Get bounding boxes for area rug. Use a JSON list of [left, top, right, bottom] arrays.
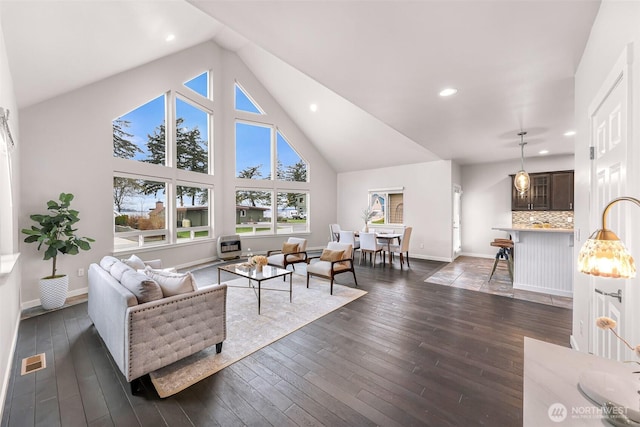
[[149, 273, 366, 398]]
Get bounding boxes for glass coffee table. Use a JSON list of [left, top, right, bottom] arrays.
[[217, 263, 293, 314]]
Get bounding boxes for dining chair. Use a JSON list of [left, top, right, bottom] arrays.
[[358, 232, 385, 267], [338, 230, 360, 256], [388, 226, 412, 269], [329, 223, 341, 242]]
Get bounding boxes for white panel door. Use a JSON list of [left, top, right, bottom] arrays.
[[588, 49, 631, 360], [452, 185, 462, 257]]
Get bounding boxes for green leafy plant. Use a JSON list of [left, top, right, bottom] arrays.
[[22, 193, 95, 279]]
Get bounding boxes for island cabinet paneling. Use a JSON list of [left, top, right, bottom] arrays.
[[510, 170, 574, 211]]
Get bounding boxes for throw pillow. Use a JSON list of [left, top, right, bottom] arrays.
[[110, 261, 135, 282], [99, 255, 119, 272], [282, 242, 299, 254], [122, 254, 146, 270], [320, 249, 344, 262], [120, 270, 163, 304], [145, 268, 196, 297]]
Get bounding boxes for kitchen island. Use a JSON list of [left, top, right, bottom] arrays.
[[492, 226, 574, 297]]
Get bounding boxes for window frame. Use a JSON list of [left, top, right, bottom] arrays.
[[112, 74, 216, 252], [368, 187, 405, 226]]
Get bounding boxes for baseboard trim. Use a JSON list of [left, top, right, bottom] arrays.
[[459, 252, 495, 259], [570, 335, 579, 351], [21, 286, 88, 311], [513, 283, 573, 298], [0, 310, 21, 422]]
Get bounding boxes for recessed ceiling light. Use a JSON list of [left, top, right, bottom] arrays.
[[439, 88, 458, 97], [166, 34, 176, 42], [564, 130, 576, 136], [309, 103, 318, 112], [539, 150, 549, 155]]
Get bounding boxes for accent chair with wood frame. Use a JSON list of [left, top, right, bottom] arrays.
[[266, 237, 308, 271], [306, 242, 358, 294]]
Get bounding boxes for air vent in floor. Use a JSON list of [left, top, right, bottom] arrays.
[[21, 353, 46, 375]]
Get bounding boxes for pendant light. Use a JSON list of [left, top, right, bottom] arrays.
[[514, 131, 530, 195]]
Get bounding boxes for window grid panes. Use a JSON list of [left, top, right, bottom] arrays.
[[112, 70, 214, 250], [184, 72, 209, 99], [235, 189, 273, 235], [113, 94, 166, 164], [114, 178, 168, 251], [176, 97, 209, 174]]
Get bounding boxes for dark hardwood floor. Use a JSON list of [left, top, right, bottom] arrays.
[[2, 257, 572, 427]]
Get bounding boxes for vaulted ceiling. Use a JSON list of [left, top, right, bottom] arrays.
[[0, 0, 600, 172]]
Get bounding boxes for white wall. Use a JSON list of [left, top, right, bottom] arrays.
[[18, 40, 337, 306], [0, 17, 21, 422], [337, 160, 454, 262], [573, 0, 640, 352], [460, 154, 574, 258]]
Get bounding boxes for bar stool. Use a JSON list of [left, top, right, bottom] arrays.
[[488, 238, 514, 282]]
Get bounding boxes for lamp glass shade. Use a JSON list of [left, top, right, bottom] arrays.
[[577, 236, 636, 278], [514, 170, 530, 195]]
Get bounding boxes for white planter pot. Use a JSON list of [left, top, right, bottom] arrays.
[[39, 275, 69, 310]]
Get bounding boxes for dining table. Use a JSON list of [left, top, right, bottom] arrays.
[[355, 231, 402, 266]]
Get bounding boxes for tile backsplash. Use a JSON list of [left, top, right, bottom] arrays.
[[512, 211, 574, 228]]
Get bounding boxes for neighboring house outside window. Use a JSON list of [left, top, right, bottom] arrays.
[[234, 81, 310, 236], [112, 71, 214, 251]]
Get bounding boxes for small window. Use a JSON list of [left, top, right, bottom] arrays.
[[176, 98, 209, 173], [176, 185, 210, 242], [184, 72, 209, 98], [234, 82, 263, 114], [277, 192, 308, 233], [113, 95, 166, 164], [235, 122, 271, 180], [235, 189, 272, 235], [114, 177, 168, 250], [368, 188, 404, 225], [276, 131, 307, 182]]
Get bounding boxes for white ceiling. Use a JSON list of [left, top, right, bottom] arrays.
[[0, 0, 600, 172]]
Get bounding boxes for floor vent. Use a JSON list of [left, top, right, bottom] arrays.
[[21, 353, 46, 375]]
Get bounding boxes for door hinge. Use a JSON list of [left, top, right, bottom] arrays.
[[595, 288, 622, 303], [590, 146, 595, 160]]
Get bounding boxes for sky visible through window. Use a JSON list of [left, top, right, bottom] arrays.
[[114, 76, 305, 218]]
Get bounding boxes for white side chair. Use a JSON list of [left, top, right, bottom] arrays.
[[306, 242, 358, 294], [338, 230, 360, 256], [388, 227, 413, 269], [358, 232, 385, 267]]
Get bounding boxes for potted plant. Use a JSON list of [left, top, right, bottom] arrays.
[[22, 193, 95, 310]]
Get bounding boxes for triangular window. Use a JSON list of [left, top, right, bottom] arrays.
[[276, 131, 307, 182], [184, 72, 209, 98], [235, 82, 264, 114]]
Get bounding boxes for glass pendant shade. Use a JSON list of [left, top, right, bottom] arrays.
[[514, 170, 530, 195], [577, 231, 636, 278], [578, 196, 640, 279]]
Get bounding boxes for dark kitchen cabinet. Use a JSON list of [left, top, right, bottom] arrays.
[[551, 171, 574, 210], [511, 170, 573, 211]]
